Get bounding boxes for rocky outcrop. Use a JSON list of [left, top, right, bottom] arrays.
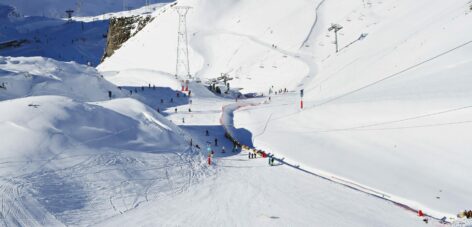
[[0, 39, 29, 50], [100, 15, 153, 62]]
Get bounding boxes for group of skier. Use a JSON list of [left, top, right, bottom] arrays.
[[458, 210, 472, 219], [269, 86, 289, 96]]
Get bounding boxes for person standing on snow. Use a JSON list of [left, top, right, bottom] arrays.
[[205, 129, 209, 136], [214, 138, 218, 147], [222, 146, 226, 153]]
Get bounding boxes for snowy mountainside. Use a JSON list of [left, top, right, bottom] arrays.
[[0, 0, 171, 18], [98, 0, 319, 93], [0, 4, 109, 66], [100, 0, 472, 220], [233, 0, 472, 218]]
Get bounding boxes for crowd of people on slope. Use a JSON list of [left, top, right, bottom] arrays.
[[458, 210, 472, 219]]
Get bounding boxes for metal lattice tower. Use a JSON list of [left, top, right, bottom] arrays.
[[328, 23, 343, 53], [175, 6, 192, 79]]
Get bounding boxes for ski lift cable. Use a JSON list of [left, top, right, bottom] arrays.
[[266, 39, 472, 125], [311, 39, 472, 108]]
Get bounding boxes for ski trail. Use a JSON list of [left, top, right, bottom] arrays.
[[220, 102, 454, 224]]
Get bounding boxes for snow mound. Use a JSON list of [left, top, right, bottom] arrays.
[[0, 95, 200, 225], [0, 56, 124, 101]]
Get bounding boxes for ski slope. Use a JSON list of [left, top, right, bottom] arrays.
[[233, 0, 472, 219], [0, 0, 471, 225], [0, 56, 206, 226], [99, 0, 472, 223]]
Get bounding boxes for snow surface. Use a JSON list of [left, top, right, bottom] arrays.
[[233, 0, 472, 218], [100, 0, 472, 223], [0, 0, 171, 18], [0, 4, 109, 66], [1, 0, 471, 225], [0, 57, 206, 226]]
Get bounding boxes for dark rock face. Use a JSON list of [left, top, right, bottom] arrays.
[[101, 15, 153, 62]]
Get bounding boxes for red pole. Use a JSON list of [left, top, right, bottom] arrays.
[[300, 100, 303, 109], [208, 156, 212, 165]]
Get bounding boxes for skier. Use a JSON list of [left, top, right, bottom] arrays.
[[222, 146, 225, 153], [188, 90, 192, 96], [175, 108, 178, 113], [182, 117, 185, 123], [148, 83, 151, 88], [130, 90, 133, 95], [188, 108, 192, 112], [214, 138, 218, 147], [190, 139, 193, 147], [205, 129, 209, 136], [232, 145, 238, 153], [170, 98, 174, 103], [208, 153, 212, 165], [160, 99, 164, 104], [108, 91, 112, 99], [157, 107, 160, 113], [176, 92, 180, 98]]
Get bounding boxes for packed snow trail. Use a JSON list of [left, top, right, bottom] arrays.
[[77, 64, 427, 225], [220, 102, 453, 223], [88, 80, 424, 226]]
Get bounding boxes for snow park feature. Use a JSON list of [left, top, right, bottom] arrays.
[[1, 0, 472, 226]]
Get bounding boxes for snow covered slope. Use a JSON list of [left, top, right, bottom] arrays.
[[0, 4, 109, 66], [0, 0, 171, 18], [233, 0, 472, 218], [0, 57, 204, 226], [98, 0, 319, 93], [99, 0, 472, 220], [0, 56, 123, 101]]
